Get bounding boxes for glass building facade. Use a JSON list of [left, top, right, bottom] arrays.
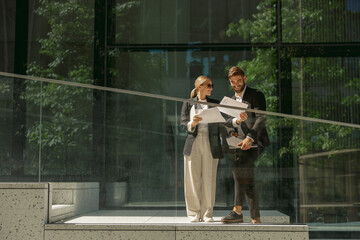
[[1, 0, 360, 238]]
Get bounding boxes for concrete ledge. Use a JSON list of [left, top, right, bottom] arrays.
[[49, 182, 99, 223], [0, 182, 49, 189], [0, 183, 49, 240], [45, 223, 308, 240], [45, 223, 308, 231], [45, 210, 307, 240], [51, 204, 76, 222], [59, 209, 289, 224]]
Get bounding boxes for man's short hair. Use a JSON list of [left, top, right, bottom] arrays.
[[228, 66, 245, 78]]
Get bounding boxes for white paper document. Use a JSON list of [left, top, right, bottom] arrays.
[[190, 105, 225, 124], [197, 107, 226, 123], [218, 96, 248, 118], [226, 136, 258, 149]]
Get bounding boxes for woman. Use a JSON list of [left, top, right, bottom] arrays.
[[181, 76, 223, 222]]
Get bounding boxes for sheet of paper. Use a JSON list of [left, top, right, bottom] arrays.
[[218, 96, 248, 118], [197, 107, 225, 123], [226, 136, 258, 149]]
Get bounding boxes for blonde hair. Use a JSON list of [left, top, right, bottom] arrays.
[[190, 76, 211, 98]]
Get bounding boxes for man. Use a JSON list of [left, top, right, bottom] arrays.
[[221, 66, 270, 224]]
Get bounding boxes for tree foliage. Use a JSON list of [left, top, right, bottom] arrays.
[[18, 0, 166, 183], [226, 0, 359, 164], [25, 0, 95, 175]]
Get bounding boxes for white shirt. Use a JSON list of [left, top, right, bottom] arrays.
[[232, 85, 247, 127], [232, 86, 254, 142], [235, 85, 247, 103]]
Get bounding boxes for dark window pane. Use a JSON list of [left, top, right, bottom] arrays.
[[291, 57, 360, 125], [110, 0, 275, 44], [282, 0, 360, 43], [0, 1, 16, 72]]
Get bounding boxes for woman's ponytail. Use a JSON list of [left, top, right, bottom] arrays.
[[190, 88, 197, 98]]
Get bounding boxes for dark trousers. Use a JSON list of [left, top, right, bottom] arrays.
[[233, 147, 262, 219]]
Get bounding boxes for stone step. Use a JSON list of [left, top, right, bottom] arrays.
[[45, 210, 307, 240], [45, 223, 308, 240], [57, 209, 289, 224], [51, 204, 76, 223]]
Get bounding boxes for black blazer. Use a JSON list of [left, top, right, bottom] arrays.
[[181, 97, 224, 159], [225, 86, 270, 148]]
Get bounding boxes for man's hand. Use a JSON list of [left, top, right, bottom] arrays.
[[236, 112, 248, 124], [238, 137, 253, 150], [191, 114, 203, 128]]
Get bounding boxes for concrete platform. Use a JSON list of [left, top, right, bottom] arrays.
[[44, 210, 309, 240], [0, 183, 309, 240], [45, 223, 308, 240], [57, 209, 290, 224]]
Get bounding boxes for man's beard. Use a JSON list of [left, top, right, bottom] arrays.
[[234, 84, 245, 94]]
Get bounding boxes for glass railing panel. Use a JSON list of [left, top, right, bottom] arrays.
[[0, 76, 17, 178], [0, 73, 359, 236], [38, 81, 94, 181], [0, 76, 42, 181], [104, 91, 184, 207], [291, 119, 360, 236]]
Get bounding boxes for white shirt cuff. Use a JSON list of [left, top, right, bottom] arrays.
[[232, 118, 239, 127], [187, 122, 195, 132]]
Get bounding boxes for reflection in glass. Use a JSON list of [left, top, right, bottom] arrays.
[[105, 92, 181, 206], [1, 0, 360, 237], [0, 74, 359, 231], [291, 57, 360, 125], [282, 0, 360, 43], [35, 82, 93, 178], [110, 0, 274, 44], [299, 146, 360, 224], [27, 0, 95, 82], [0, 77, 18, 176], [107, 49, 271, 98]]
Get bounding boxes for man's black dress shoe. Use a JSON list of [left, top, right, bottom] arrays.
[[221, 211, 244, 223]]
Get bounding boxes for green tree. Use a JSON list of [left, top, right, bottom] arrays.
[[24, 0, 146, 176], [23, 0, 165, 192], [25, 0, 95, 175], [226, 0, 277, 167], [226, 0, 358, 161]]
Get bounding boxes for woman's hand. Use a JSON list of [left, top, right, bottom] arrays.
[[236, 112, 248, 124], [191, 114, 203, 128]]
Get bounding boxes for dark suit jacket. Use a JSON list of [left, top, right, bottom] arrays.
[[181, 97, 224, 159], [225, 86, 270, 149]]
